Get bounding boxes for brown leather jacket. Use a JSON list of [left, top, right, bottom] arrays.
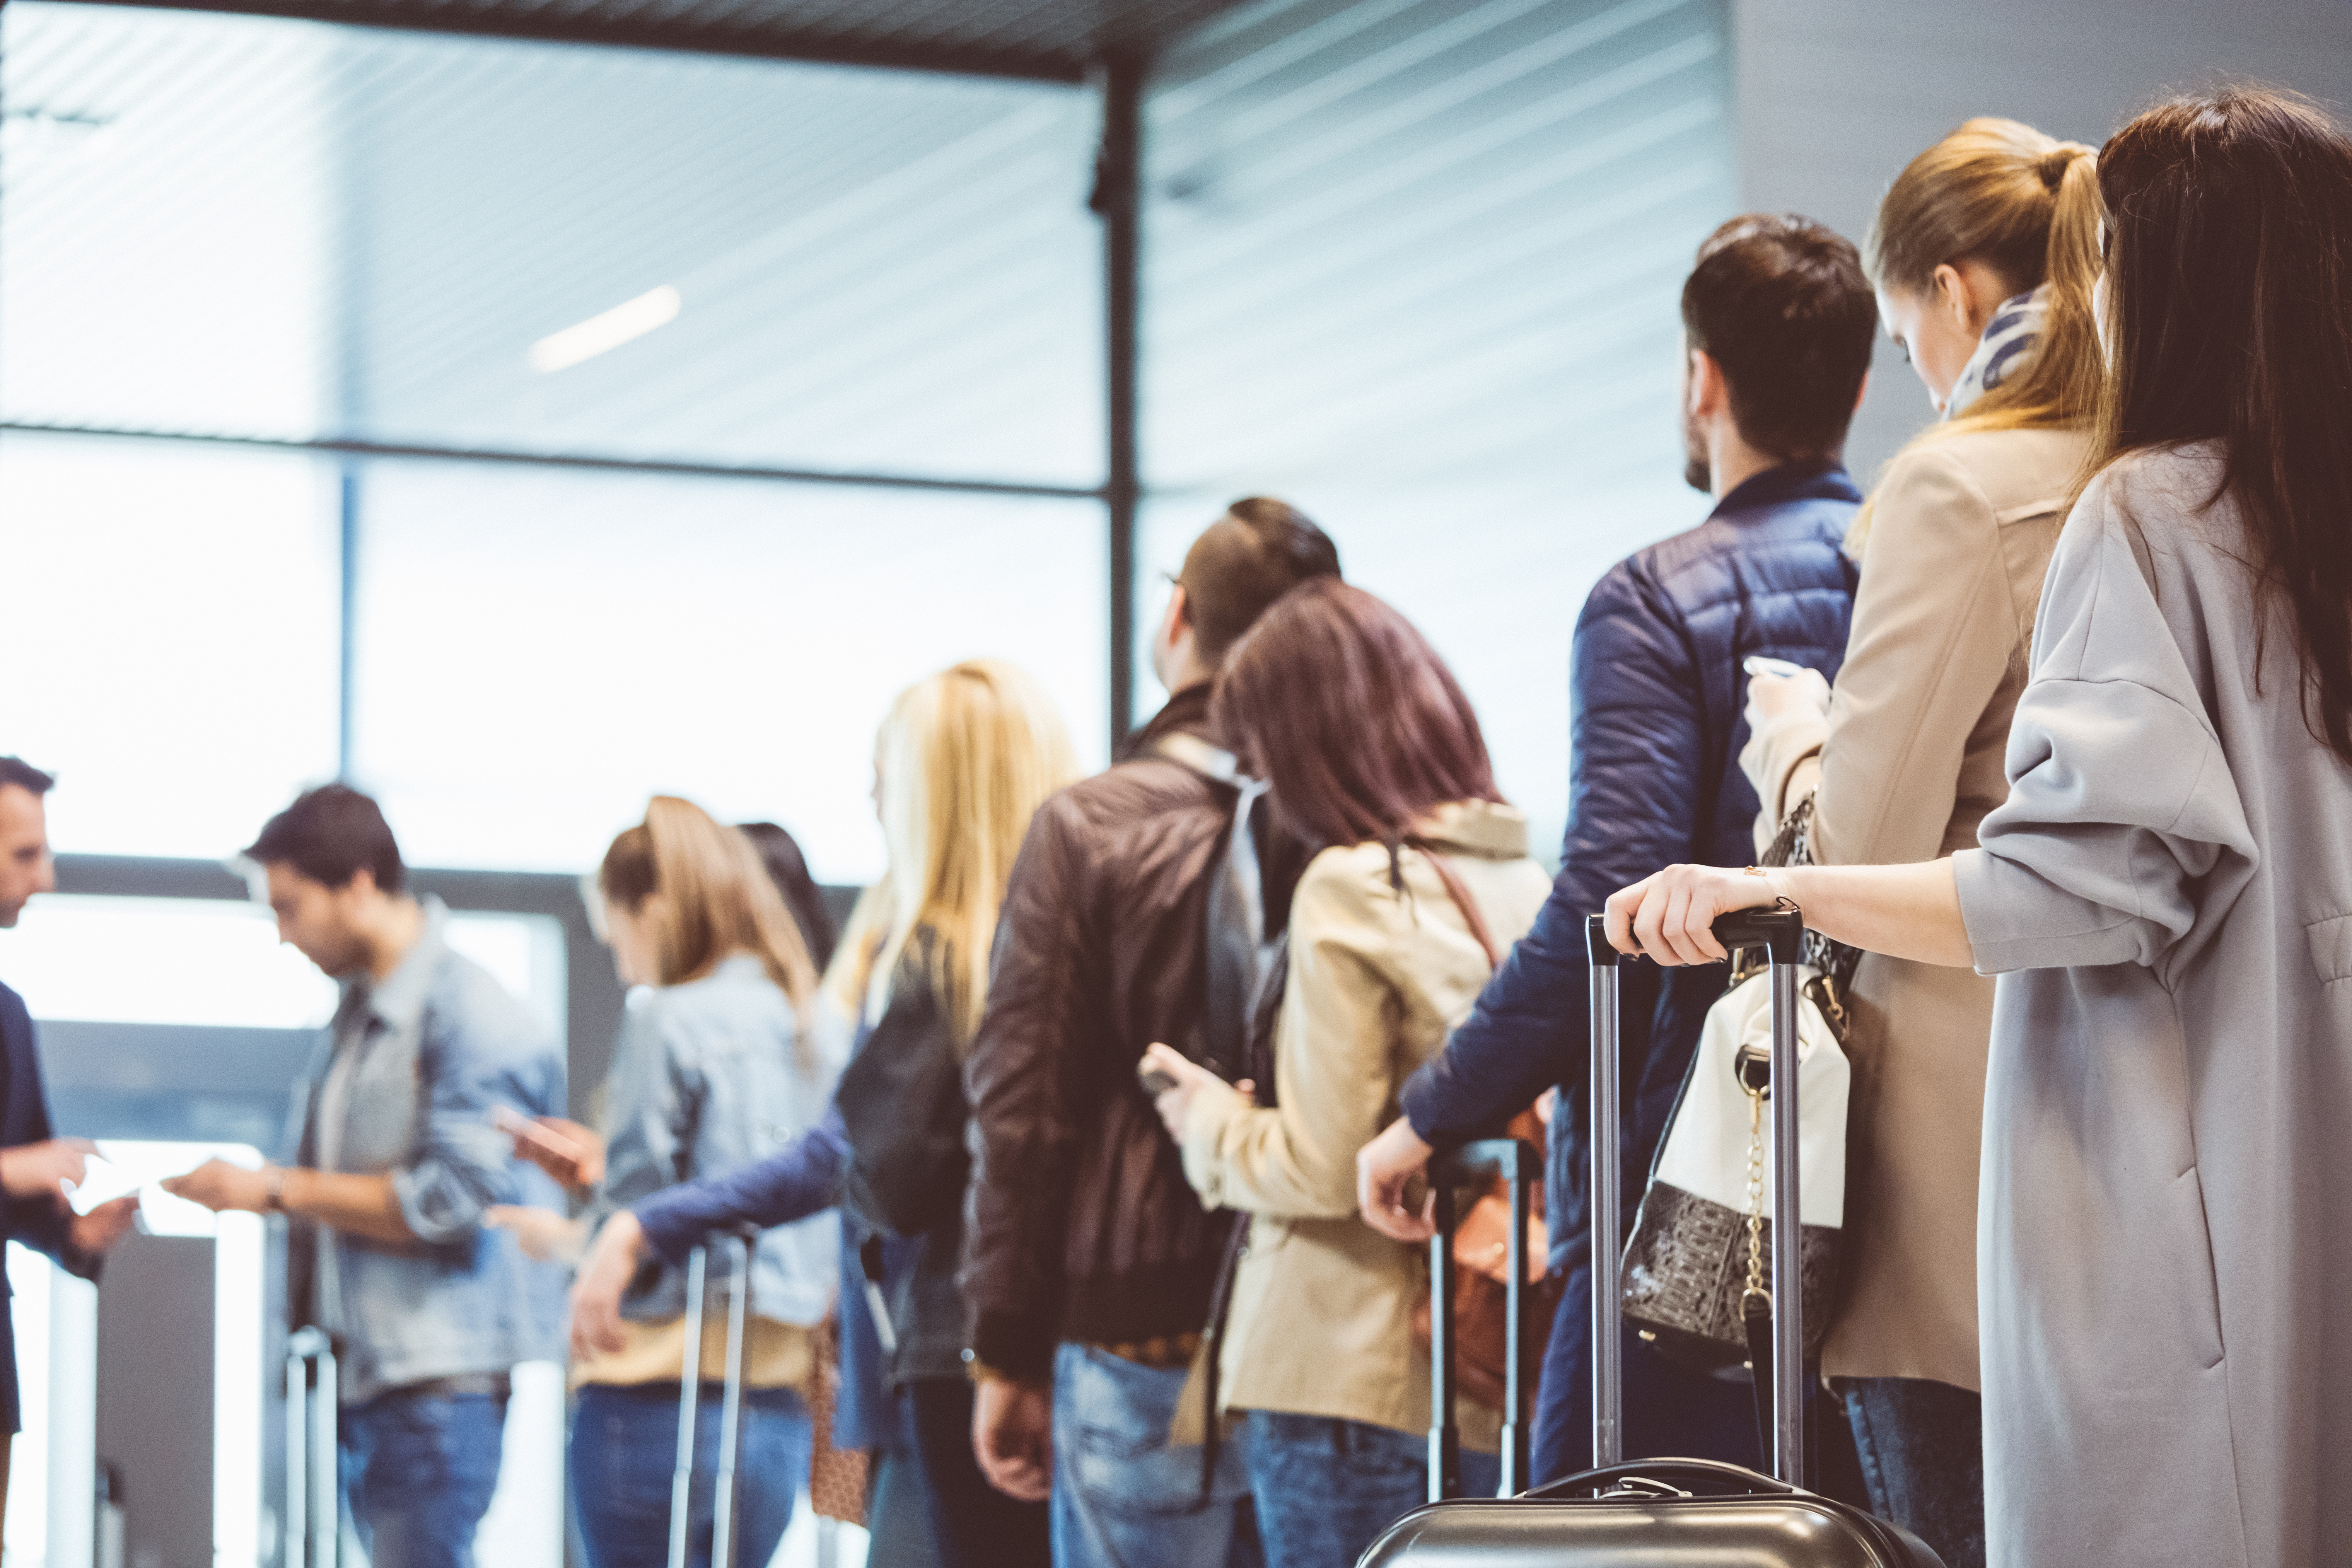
[[961, 686, 1299, 1380]]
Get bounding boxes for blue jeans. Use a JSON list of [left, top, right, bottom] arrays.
[[1531, 1264, 1765, 1483], [569, 1382, 812, 1568], [1051, 1343, 1259, 1568], [1242, 1411, 1499, 1568], [339, 1386, 507, 1568], [1843, 1377, 1985, 1568]]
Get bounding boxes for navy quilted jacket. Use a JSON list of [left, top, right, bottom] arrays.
[[1401, 461, 1860, 1274]]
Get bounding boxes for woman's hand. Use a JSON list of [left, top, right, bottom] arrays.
[[501, 1113, 606, 1193], [1605, 864, 1784, 966], [1140, 1043, 1249, 1143], [486, 1205, 585, 1264], [568, 1210, 648, 1362], [1744, 667, 1831, 729]]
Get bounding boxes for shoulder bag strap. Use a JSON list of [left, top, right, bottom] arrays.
[[1411, 842, 1502, 973]]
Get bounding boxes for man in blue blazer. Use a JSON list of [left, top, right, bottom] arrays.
[[0, 756, 141, 1531]]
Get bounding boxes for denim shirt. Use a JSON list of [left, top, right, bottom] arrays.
[[594, 954, 845, 1327], [285, 899, 569, 1404]]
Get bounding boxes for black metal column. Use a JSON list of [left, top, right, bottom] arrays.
[[1096, 51, 1145, 746], [338, 466, 360, 780]]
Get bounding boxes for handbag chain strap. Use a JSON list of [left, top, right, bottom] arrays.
[[1743, 1078, 1769, 1312]]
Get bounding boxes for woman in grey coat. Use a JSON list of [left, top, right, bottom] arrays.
[[1604, 87, 2352, 1568]]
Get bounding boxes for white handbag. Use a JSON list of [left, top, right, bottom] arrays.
[[1618, 962, 1850, 1370]]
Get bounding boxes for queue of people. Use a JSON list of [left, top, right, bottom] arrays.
[[0, 79, 2347, 1568]]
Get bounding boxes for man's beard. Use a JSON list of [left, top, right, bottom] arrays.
[[1681, 404, 1710, 493]]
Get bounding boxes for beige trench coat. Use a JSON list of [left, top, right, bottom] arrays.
[[1176, 799, 1551, 1438], [1742, 424, 2085, 1391]]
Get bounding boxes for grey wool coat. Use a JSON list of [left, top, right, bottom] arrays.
[[1953, 442, 2352, 1568]]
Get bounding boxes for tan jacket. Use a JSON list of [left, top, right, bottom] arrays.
[[1178, 800, 1551, 1437], [1743, 425, 2085, 1391]]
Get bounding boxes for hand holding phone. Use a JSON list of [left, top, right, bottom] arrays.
[[1742, 655, 1808, 680], [494, 1107, 605, 1190]]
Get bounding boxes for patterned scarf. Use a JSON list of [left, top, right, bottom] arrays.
[[1944, 283, 2048, 420], [1847, 282, 2051, 561]]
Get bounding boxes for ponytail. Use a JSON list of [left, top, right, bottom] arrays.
[[1865, 118, 2106, 437]]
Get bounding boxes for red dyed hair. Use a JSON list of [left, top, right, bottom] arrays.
[[1212, 579, 1502, 848]]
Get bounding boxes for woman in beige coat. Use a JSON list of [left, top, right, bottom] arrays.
[[1740, 119, 2104, 1568], [1144, 579, 1549, 1568]]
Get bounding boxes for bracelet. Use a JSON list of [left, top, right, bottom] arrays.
[[263, 1167, 287, 1213], [1742, 866, 1796, 907]]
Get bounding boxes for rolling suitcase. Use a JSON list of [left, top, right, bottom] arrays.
[[283, 1327, 341, 1568], [672, 1226, 761, 1568], [1362, 907, 1944, 1566]]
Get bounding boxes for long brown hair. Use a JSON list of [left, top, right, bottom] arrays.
[[1213, 579, 1502, 849], [2093, 86, 2352, 764], [1867, 117, 2105, 437], [600, 796, 821, 1021]]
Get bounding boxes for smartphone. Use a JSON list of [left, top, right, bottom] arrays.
[[1137, 1061, 1182, 1096], [1743, 655, 1809, 680], [493, 1106, 586, 1170]]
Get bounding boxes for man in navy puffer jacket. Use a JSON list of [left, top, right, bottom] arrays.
[[1359, 214, 1877, 1483]]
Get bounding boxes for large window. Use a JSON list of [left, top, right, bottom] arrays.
[[1141, 0, 1734, 855], [2, 1, 1110, 882]]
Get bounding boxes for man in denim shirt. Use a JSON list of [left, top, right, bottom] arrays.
[[169, 785, 565, 1568]]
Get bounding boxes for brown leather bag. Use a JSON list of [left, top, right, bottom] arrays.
[[1408, 847, 1565, 1415]]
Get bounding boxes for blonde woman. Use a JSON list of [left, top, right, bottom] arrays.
[[496, 797, 836, 1568], [573, 660, 1077, 1568], [1739, 118, 2103, 1567]]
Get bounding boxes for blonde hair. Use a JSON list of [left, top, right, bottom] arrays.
[[834, 660, 1078, 1046], [1867, 117, 2105, 438], [1846, 119, 2108, 560], [599, 796, 821, 1027]]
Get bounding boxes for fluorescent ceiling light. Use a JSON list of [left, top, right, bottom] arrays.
[[527, 285, 681, 373]]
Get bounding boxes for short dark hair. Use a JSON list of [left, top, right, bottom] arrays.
[[1212, 578, 1501, 848], [0, 758, 55, 797], [245, 784, 406, 894], [1180, 498, 1342, 664], [1681, 214, 1876, 463]]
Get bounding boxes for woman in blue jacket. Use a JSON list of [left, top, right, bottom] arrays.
[[571, 660, 1076, 1568]]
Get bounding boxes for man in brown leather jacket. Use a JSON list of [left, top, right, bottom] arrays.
[[962, 500, 1338, 1567]]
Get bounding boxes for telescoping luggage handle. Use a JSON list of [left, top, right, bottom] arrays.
[[672, 1225, 760, 1568], [1586, 906, 1807, 1486], [285, 1327, 340, 1568], [1425, 1136, 1539, 1503]]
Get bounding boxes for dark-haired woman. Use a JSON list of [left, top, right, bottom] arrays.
[[1145, 580, 1550, 1568], [1604, 87, 2352, 1568]]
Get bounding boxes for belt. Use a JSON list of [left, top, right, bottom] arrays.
[[391, 1372, 513, 1401]]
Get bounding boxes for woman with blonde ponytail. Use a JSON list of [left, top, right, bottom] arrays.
[[570, 661, 1077, 1568], [492, 795, 842, 1568], [1738, 118, 2105, 1568]]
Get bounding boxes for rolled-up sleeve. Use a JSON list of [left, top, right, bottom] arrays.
[[391, 991, 551, 1246], [1951, 486, 2255, 978]]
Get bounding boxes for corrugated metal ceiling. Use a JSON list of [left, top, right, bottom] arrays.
[[76, 0, 1249, 79]]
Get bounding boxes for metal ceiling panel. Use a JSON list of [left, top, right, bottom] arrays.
[[58, 0, 1251, 80]]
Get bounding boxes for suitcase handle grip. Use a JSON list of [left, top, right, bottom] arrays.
[[1525, 1457, 1804, 1501], [1427, 1137, 1538, 1189], [1583, 907, 1806, 966]]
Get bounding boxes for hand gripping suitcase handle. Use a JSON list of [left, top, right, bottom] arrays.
[[1586, 906, 1808, 1486]]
